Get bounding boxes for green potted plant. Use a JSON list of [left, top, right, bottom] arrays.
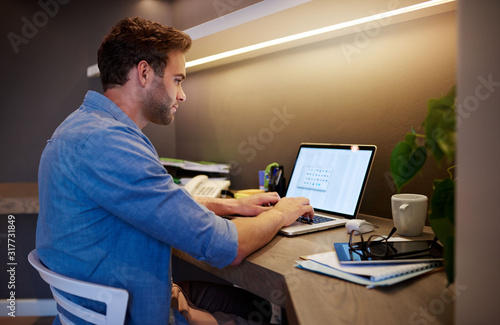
[[390, 86, 456, 284]]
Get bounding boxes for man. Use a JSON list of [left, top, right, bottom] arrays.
[[36, 17, 313, 324]]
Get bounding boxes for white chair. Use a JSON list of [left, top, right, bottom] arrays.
[[28, 249, 129, 325]]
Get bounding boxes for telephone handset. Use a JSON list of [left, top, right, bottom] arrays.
[[184, 175, 231, 198]]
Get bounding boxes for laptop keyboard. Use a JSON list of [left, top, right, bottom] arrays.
[[297, 215, 335, 224]]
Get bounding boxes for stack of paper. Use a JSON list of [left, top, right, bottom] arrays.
[[296, 251, 442, 288]]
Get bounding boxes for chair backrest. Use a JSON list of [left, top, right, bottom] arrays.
[[28, 249, 129, 325]]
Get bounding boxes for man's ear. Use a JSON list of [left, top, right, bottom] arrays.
[[136, 60, 152, 87]]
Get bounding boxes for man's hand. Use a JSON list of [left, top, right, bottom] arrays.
[[231, 192, 281, 216], [230, 196, 314, 265], [194, 192, 280, 216], [271, 196, 315, 226]]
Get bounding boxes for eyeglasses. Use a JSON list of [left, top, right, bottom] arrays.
[[348, 227, 439, 260]]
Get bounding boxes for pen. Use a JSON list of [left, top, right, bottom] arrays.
[[274, 169, 282, 186]]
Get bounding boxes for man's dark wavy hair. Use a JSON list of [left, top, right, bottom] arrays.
[[98, 17, 192, 91]]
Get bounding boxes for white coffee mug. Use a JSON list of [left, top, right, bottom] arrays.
[[391, 194, 428, 236]]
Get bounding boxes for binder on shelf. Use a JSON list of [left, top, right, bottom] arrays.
[[160, 158, 231, 182]]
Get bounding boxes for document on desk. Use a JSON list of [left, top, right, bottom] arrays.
[[296, 251, 442, 288]]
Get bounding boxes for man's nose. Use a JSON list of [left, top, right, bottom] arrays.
[[178, 87, 186, 102]]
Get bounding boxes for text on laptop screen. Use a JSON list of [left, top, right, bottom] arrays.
[[286, 146, 374, 216]]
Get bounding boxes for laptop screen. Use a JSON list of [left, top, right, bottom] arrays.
[[285, 143, 376, 218]]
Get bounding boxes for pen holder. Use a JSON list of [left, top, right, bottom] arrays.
[[267, 165, 286, 197]]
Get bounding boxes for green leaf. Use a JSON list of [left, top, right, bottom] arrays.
[[390, 142, 427, 192], [404, 132, 417, 150], [423, 88, 456, 165], [429, 178, 455, 284]]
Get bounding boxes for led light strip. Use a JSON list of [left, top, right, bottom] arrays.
[[186, 0, 455, 68]]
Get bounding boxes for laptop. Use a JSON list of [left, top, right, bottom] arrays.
[[279, 143, 377, 236]]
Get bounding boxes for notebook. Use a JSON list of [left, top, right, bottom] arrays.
[[295, 254, 442, 288], [279, 143, 376, 236], [300, 250, 442, 282]]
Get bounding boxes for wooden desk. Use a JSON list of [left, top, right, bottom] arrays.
[[174, 214, 454, 324]]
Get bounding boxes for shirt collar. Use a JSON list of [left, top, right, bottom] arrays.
[[83, 90, 141, 131]]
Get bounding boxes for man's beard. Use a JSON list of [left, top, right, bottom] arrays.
[[143, 76, 175, 125]]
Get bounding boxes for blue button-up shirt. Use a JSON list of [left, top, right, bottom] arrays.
[[36, 90, 238, 324]]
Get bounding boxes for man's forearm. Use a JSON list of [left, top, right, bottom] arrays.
[[228, 196, 314, 265], [195, 197, 238, 216], [229, 209, 286, 265]]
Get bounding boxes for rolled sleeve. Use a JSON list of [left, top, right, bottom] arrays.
[[202, 215, 238, 268]]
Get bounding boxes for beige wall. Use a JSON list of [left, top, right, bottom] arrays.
[[175, 11, 456, 219]]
